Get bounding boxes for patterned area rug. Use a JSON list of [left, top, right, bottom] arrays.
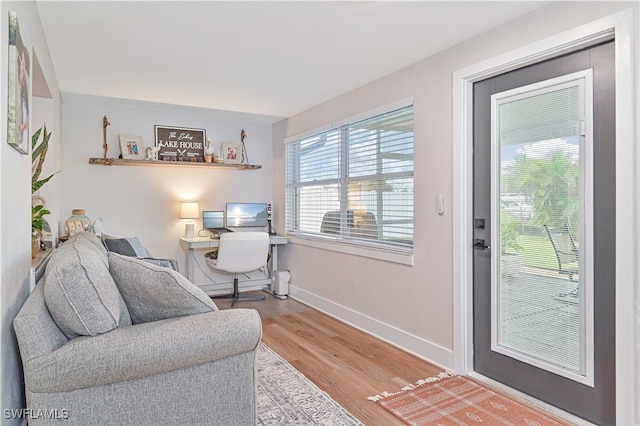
[[369, 375, 566, 426], [257, 343, 363, 425]]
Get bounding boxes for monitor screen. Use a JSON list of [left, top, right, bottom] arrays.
[[202, 211, 225, 230], [225, 203, 269, 227]]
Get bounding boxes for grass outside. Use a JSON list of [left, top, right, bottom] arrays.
[[506, 233, 559, 270]]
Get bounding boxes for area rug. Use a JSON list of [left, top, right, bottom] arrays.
[[369, 374, 566, 426], [257, 343, 363, 425]]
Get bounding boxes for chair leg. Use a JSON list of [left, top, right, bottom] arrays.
[[211, 275, 266, 307]]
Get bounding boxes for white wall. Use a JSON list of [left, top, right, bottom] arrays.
[[273, 1, 637, 370], [60, 94, 276, 283], [0, 1, 60, 422]]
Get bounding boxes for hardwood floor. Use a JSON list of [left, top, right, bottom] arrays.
[[215, 291, 443, 425]]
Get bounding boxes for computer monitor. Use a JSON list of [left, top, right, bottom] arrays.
[[202, 211, 225, 230], [225, 203, 269, 227]]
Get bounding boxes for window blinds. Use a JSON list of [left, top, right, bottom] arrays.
[[285, 104, 414, 251]]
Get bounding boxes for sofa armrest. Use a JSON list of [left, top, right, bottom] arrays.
[[25, 308, 261, 393]]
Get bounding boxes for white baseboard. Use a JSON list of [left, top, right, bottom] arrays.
[[289, 285, 453, 370]]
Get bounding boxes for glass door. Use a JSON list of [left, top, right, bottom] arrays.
[[491, 71, 594, 385]]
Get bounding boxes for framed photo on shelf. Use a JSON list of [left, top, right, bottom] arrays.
[[66, 219, 84, 236], [222, 143, 242, 164], [118, 134, 145, 160]]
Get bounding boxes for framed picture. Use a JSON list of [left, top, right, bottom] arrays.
[[222, 143, 242, 164], [6, 11, 30, 155], [154, 126, 206, 162], [66, 219, 85, 236], [118, 134, 145, 160]]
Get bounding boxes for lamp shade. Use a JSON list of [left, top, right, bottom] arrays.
[[180, 202, 200, 219]]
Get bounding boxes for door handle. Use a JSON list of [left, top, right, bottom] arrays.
[[474, 239, 490, 250]]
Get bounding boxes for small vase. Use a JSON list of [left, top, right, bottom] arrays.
[[31, 232, 41, 258]]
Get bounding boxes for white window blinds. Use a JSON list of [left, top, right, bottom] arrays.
[[285, 104, 414, 252]]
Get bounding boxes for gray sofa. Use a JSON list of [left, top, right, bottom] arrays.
[[14, 233, 262, 425]]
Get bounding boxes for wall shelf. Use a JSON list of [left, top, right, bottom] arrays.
[[88, 158, 262, 170]]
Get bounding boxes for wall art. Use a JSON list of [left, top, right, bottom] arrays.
[[7, 11, 30, 155], [154, 126, 206, 162]]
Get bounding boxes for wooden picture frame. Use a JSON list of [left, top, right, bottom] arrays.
[[66, 219, 85, 236], [154, 126, 206, 162], [118, 134, 145, 160], [222, 143, 242, 164]]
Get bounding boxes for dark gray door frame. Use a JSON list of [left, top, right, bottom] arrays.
[[473, 41, 615, 425]]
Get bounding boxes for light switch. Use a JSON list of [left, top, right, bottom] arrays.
[[436, 194, 445, 216]]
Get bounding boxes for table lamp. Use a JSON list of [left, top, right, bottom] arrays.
[[180, 202, 200, 238]]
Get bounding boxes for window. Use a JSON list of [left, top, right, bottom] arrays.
[[285, 104, 414, 255]]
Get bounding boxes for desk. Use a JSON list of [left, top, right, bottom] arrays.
[[179, 235, 288, 293]]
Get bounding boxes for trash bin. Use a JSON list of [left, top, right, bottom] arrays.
[[274, 270, 291, 297]]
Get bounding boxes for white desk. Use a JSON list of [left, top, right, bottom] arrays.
[[179, 235, 288, 292]]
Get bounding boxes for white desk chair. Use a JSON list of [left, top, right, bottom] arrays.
[[207, 232, 270, 307]]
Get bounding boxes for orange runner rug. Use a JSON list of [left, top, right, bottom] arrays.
[[370, 375, 566, 426]]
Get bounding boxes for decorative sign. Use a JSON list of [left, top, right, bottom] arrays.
[[154, 126, 206, 162]]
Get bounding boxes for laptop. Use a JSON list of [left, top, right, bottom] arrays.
[[202, 211, 232, 235]]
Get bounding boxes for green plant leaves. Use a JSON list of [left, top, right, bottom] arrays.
[[32, 125, 54, 193]]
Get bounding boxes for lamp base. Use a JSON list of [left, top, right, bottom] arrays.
[[185, 223, 195, 238]]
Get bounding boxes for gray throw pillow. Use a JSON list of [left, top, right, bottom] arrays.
[[138, 257, 179, 271], [108, 253, 217, 324], [44, 242, 132, 340], [102, 234, 148, 257]]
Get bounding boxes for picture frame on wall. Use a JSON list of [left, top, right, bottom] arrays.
[[222, 143, 242, 164], [6, 11, 30, 155], [118, 134, 145, 160]]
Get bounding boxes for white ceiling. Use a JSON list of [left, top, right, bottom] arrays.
[[36, 1, 551, 121]]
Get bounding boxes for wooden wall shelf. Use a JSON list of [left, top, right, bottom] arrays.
[[88, 158, 262, 170]]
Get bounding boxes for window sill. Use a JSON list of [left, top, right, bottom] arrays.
[[286, 234, 414, 265]]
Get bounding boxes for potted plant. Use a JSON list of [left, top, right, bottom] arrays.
[[500, 212, 524, 277], [31, 125, 55, 257]]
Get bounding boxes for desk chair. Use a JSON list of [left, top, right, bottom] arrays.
[[207, 232, 270, 307]]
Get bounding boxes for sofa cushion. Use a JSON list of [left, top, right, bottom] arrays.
[[66, 232, 108, 258], [108, 253, 217, 324], [102, 234, 148, 257], [44, 242, 132, 340]]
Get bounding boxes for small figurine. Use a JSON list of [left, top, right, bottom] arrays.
[[145, 142, 162, 160], [204, 137, 215, 163]]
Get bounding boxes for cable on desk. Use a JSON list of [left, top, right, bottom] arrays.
[[197, 228, 214, 238]]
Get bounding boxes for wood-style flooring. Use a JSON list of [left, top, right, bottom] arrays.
[[215, 291, 443, 425]]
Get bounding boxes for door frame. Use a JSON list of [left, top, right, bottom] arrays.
[[452, 9, 638, 425]]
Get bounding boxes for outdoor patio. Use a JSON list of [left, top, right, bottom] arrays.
[[498, 267, 581, 373]]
